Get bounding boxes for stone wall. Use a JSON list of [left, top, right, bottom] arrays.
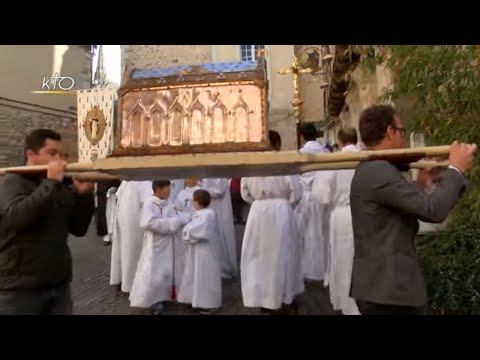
[[339, 65, 379, 131], [265, 46, 297, 150], [121, 45, 212, 72], [294, 45, 330, 123], [333, 60, 395, 146], [0, 97, 78, 167]]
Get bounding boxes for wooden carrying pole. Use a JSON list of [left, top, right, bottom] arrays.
[[64, 172, 124, 181], [0, 145, 451, 181], [300, 160, 449, 174], [0, 162, 93, 175], [0, 160, 448, 182]]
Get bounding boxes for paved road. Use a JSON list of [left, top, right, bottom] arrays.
[[69, 220, 337, 315]]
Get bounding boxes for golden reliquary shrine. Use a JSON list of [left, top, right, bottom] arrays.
[[116, 55, 269, 157]]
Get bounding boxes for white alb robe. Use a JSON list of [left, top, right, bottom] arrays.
[[295, 140, 330, 282], [169, 179, 185, 205], [240, 175, 304, 310], [110, 181, 153, 293], [103, 186, 118, 243], [201, 178, 238, 278], [129, 196, 190, 308], [311, 144, 360, 315], [174, 185, 201, 214], [178, 208, 222, 309]]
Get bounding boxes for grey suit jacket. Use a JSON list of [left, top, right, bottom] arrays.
[[350, 160, 468, 307]]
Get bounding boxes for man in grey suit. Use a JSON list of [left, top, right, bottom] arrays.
[[350, 104, 477, 315]]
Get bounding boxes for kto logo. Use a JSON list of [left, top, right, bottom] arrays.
[[31, 73, 76, 94]]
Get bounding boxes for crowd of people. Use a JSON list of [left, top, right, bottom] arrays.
[[0, 104, 475, 315]]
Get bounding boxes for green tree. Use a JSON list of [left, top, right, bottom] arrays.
[[359, 45, 480, 314]]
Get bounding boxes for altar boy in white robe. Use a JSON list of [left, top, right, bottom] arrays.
[[169, 179, 185, 204], [110, 180, 153, 293], [178, 189, 222, 313], [104, 186, 119, 244], [174, 178, 201, 213], [311, 127, 360, 315], [295, 123, 330, 283], [129, 180, 191, 314], [200, 178, 238, 279], [240, 131, 304, 314]]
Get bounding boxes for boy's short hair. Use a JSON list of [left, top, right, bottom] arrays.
[[193, 189, 211, 208], [152, 179, 171, 192], [337, 127, 358, 145], [268, 130, 282, 151], [299, 123, 318, 141]]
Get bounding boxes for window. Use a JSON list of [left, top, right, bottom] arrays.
[[238, 45, 271, 110], [240, 45, 265, 61], [409, 131, 427, 182], [410, 131, 427, 148]]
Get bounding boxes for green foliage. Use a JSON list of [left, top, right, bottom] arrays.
[[360, 45, 480, 314], [417, 191, 480, 314]]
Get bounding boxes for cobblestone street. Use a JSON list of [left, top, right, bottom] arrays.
[[69, 220, 337, 315]]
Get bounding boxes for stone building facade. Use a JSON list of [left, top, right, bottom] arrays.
[[321, 46, 396, 146], [0, 45, 92, 166], [292, 45, 334, 124], [339, 60, 394, 133], [121, 45, 212, 71]]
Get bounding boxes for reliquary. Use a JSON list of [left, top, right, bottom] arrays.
[[115, 55, 269, 157]]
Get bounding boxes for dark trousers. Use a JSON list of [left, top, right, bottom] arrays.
[[356, 300, 425, 315], [0, 284, 73, 315], [231, 191, 246, 222], [95, 197, 108, 237]]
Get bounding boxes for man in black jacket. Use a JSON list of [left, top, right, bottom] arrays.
[[0, 129, 95, 315]]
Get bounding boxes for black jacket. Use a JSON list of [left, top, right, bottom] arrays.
[[0, 174, 95, 290]]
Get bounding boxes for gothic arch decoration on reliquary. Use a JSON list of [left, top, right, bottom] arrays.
[[203, 90, 214, 144], [232, 89, 250, 142], [149, 101, 167, 147], [168, 96, 184, 146], [128, 99, 148, 148], [180, 91, 193, 144], [189, 92, 206, 145], [211, 92, 228, 143]]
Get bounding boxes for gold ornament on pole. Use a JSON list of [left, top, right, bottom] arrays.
[[278, 46, 334, 148], [278, 56, 313, 121], [278, 56, 314, 148]]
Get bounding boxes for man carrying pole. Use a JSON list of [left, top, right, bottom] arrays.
[[350, 105, 477, 315], [0, 129, 95, 315]]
